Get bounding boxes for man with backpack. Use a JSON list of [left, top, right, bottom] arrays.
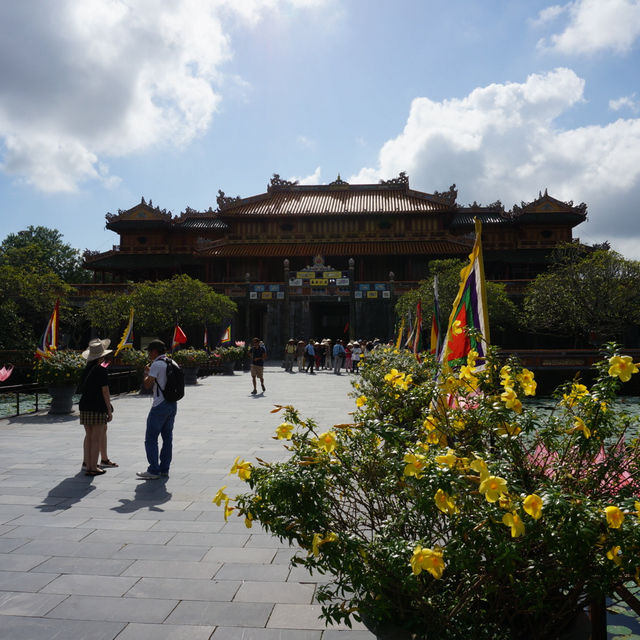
[[137, 339, 182, 479]]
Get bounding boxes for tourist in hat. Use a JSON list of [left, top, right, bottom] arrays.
[[296, 340, 306, 372], [137, 339, 178, 479], [250, 337, 267, 394], [284, 339, 296, 373], [79, 339, 113, 476]]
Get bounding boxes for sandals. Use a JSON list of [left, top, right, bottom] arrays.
[[100, 459, 119, 468], [85, 469, 106, 476]]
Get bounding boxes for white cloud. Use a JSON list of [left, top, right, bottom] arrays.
[[0, 0, 328, 193], [538, 0, 640, 55], [290, 166, 322, 184], [530, 4, 567, 28], [349, 68, 640, 258], [609, 94, 639, 112], [296, 135, 316, 149]]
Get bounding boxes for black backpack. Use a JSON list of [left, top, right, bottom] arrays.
[[159, 357, 185, 402]]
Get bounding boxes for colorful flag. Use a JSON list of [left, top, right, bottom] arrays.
[[35, 299, 59, 360], [172, 324, 187, 351], [395, 318, 405, 350], [204, 326, 209, 350], [430, 276, 444, 359], [411, 300, 423, 356], [343, 321, 350, 334], [114, 308, 134, 356], [220, 324, 231, 345], [441, 218, 490, 367]]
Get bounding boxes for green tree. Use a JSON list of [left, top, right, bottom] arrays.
[[0, 225, 89, 283], [83, 275, 237, 343], [522, 247, 640, 345], [396, 259, 518, 338]]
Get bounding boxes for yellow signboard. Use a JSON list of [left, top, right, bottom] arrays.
[[367, 290, 378, 298], [296, 272, 310, 279], [325, 271, 342, 278], [310, 279, 329, 287], [262, 292, 273, 299]]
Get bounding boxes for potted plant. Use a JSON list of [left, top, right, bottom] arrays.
[[117, 349, 151, 394], [172, 348, 208, 384], [219, 344, 640, 639], [211, 346, 242, 375], [33, 349, 85, 414]]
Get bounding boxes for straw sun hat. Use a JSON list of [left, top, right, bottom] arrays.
[[82, 338, 113, 362]]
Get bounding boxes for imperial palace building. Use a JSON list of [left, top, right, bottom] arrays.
[[84, 173, 587, 355]]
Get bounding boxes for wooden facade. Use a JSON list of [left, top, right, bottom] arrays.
[[85, 173, 587, 354]]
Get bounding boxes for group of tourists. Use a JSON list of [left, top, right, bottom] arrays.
[[78, 337, 177, 480], [284, 337, 387, 375]]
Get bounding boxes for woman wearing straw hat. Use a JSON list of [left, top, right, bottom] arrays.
[[79, 339, 113, 476]]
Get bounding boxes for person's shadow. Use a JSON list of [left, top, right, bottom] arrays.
[[35, 473, 98, 512], [112, 478, 172, 514]]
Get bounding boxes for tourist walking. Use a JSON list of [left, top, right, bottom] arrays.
[[324, 339, 332, 370], [250, 337, 267, 394], [351, 341, 362, 373], [79, 339, 113, 476], [333, 339, 346, 374], [304, 339, 316, 373], [137, 339, 178, 480], [296, 340, 306, 372], [284, 338, 296, 372], [344, 342, 352, 373]]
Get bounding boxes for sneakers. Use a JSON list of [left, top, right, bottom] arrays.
[[136, 470, 160, 479], [251, 389, 257, 395], [261, 383, 266, 392], [160, 472, 169, 477]]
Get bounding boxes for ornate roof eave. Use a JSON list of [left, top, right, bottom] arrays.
[[510, 189, 588, 218], [105, 197, 173, 226]]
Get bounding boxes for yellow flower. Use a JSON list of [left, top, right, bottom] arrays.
[[316, 431, 337, 453], [605, 505, 625, 529], [466, 349, 478, 368], [479, 475, 508, 503], [423, 415, 438, 432], [608, 355, 639, 382], [356, 395, 367, 407], [223, 499, 234, 521], [230, 456, 252, 481], [275, 422, 295, 440], [517, 368, 537, 396], [458, 365, 479, 389], [410, 545, 445, 579], [495, 422, 521, 437], [502, 512, 525, 538], [434, 489, 459, 515], [426, 429, 446, 446], [244, 512, 254, 528], [470, 458, 489, 479], [607, 545, 622, 567], [213, 486, 228, 506], [435, 449, 458, 469], [569, 416, 590, 439], [404, 452, 427, 478], [384, 369, 403, 384], [311, 532, 338, 557], [562, 383, 589, 407], [635, 500, 640, 517], [523, 494, 543, 520], [500, 387, 522, 413]]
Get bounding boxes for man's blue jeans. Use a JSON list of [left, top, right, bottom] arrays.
[[145, 400, 177, 474]]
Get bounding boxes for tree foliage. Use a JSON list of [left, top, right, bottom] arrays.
[[0, 225, 89, 283], [396, 259, 518, 335], [522, 247, 640, 344], [83, 275, 237, 342]]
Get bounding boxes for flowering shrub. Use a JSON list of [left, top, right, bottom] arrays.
[[33, 350, 85, 386], [211, 346, 245, 363], [117, 349, 148, 370], [221, 344, 640, 639], [171, 348, 208, 367]]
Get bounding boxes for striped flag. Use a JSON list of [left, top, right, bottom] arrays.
[[204, 326, 209, 350], [220, 324, 231, 345], [430, 276, 444, 359], [411, 300, 423, 357], [35, 299, 59, 360], [114, 308, 134, 356], [395, 318, 405, 350], [441, 218, 490, 367]]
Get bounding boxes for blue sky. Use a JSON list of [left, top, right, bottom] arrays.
[[1, 0, 640, 257]]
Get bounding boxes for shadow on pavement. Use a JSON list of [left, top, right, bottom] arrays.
[[112, 477, 172, 514], [35, 472, 98, 512]]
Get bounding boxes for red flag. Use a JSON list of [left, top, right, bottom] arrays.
[[343, 322, 349, 334], [172, 324, 187, 351]]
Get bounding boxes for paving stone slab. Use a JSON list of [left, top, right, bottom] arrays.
[[212, 629, 321, 639], [166, 600, 273, 627], [268, 604, 368, 631], [234, 580, 315, 604], [0, 591, 68, 617], [121, 559, 222, 579], [30, 556, 134, 576], [0, 615, 126, 640], [115, 622, 216, 640], [0, 553, 49, 572], [0, 570, 57, 593], [41, 574, 140, 597], [125, 576, 240, 601], [214, 563, 290, 582], [202, 547, 276, 564], [46, 594, 179, 623]]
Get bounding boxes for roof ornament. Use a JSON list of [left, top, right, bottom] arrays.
[[216, 190, 241, 210], [269, 174, 298, 190], [329, 173, 349, 186], [433, 184, 457, 205], [379, 171, 409, 187]]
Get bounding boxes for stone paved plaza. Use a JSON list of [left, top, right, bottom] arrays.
[[0, 365, 375, 640]]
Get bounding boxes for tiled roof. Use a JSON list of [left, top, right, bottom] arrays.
[[451, 212, 507, 226], [218, 185, 451, 217], [200, 240, 471, 258], [176, 217, 229, 230]]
